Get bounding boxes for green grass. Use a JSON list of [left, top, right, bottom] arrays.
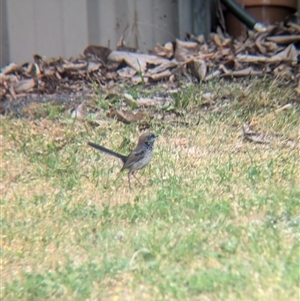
[[1, 77, 299, 300]]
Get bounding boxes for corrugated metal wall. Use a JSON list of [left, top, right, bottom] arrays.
[[87, 0, 179, 50], [1, 0, 212, 66]]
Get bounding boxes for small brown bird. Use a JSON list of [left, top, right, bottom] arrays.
[[88, 132, 157, 189]]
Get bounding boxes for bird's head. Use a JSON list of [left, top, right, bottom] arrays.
[[138, 132, 157, 146]]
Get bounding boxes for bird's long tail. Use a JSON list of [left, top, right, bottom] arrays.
[[87, 142, 127, 163]]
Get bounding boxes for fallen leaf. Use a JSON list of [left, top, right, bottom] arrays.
[[136, 97, 168, 107], [84, 45, 112, 64], [108, 51, 169, 73], [107, 109, 149, 124], [117, 66, 137, 78], [62, 61, 88, 71], [188, 59, 207, 81], [71, 103, 86, 119], [13, 79, 36, 93], [152, 42, 174, 58], [1, 63, 20, 75], [174, 39, 199, 62], [266, 35, 300, 44], [242, 124, 271, 144], [149, 70, 172, 81]]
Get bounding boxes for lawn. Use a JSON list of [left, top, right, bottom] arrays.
[[1, 77, 299, 300]]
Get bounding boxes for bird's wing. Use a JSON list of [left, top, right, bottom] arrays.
[[121, 148, 146, 170]]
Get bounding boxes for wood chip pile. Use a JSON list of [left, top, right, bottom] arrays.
[[1, 17, 299, 101]]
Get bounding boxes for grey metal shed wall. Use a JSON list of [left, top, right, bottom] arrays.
[[2, 0, 89, 66], [86, 0, 179, 50], [1, 0, 212, 66]]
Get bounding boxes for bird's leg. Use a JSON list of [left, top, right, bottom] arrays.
[[132, 172, 144, 186], [127, 172, 132, 190]]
